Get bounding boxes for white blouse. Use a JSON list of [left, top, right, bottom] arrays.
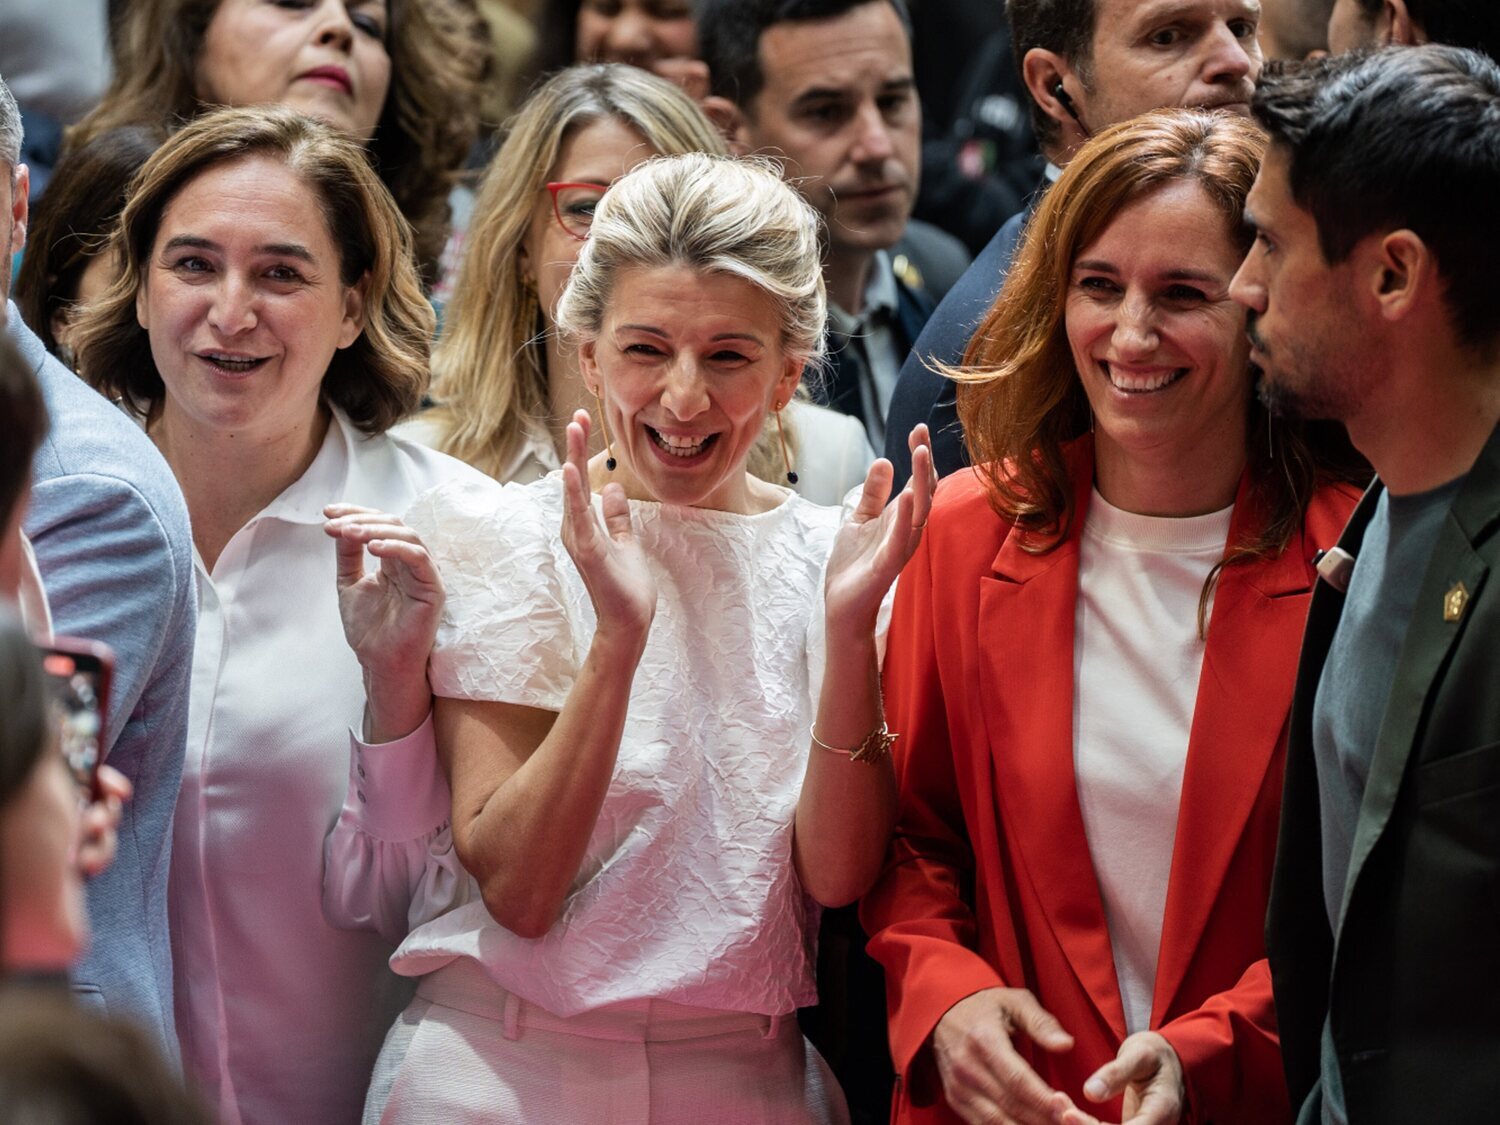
[[170, 411, 484, 1125], [329, 473, 854, 1019]]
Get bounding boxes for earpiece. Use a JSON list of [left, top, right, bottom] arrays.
[[1052, 80, 1084, 127]]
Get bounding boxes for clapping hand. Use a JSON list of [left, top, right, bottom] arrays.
[[823, 424, 935, 636], [560, 411, 658, 647], [324, 503, 443, 743]]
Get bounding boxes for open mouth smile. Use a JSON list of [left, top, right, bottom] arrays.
[[645, 425, 720, 461], [1101, 361, 1186, 394], [198, 352, 270, 376]]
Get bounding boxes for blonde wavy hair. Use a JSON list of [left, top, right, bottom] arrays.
[[72, 106, 431, 434], [428, 64, 730, 479]]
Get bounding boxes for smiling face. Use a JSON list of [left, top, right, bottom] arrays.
[[1066, 179, 1251, 486], [521, 116, 662, 326], [1231, 145, 1367, 421], [745, 0, 919, 259], [1077, 0, 1261, 129], [136, 154, 365, 441], [575, 0, 697, 67], [579, 264, 803, 513], [196, 0, 392, 142]]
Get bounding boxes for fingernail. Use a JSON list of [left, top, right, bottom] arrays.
[[1084, 1079, 1106, 1101]]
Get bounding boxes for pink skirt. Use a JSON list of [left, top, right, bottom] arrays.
[[364, 958, 850, 1124]]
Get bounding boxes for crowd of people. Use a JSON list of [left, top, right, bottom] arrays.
[[1, 1, 1498, 1123]]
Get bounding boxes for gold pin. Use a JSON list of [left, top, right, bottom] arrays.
[[1444, 582, 1470, 623]]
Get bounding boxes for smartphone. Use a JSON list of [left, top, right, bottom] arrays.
[[40, 637, 115, 801]]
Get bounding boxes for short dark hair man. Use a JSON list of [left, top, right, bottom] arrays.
[[1230, 45, 1500, 1122], [0, 72, 194, 1058], [1327, 0, 1500, 56], [699, 0, 947, 449], [881, 0, 1262, 491]]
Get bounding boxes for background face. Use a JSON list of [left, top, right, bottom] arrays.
[[1327, 0, 1380, 53], [520, 116, 662, 324], [575, 0, 698, 67], [745, 1, 920, 264], [1080, 0, 1260, 129], [196, 0, 392, 142]]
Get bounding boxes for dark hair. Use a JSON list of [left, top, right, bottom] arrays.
[[1355, 0, 1500, 57], [0, 988, 211, 1123], [1253, 46, 1500, 352], [1005, 0, 1098, 144], [0, 334, 48, 536], [68, 0, 489, 284], [699, 0, 912, 105], [72, 106, 431, 434], [0, 614, 50, 823], [14, 126, 164, 361]]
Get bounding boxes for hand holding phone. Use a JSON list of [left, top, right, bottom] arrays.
[[40, 637, 115, 801]]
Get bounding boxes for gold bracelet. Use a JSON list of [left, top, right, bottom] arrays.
[[809, 721, 898, 765]]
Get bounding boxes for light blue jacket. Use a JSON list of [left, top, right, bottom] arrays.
[[14, 304, 194, 1061]]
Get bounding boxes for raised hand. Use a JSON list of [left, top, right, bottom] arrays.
[[933, 987, 1079, 1125], [560, 411, 658, 647], [823, 423, 935, 636], [324, 504, 443, 743]]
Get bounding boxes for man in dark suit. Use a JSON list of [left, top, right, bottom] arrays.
[[882, 0, 1263, 491], [699, 0, 959, 450], [1230, 46, 1500, 1122]]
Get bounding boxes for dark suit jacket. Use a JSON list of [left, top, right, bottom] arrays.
[[819, 272, 936, 445], [1268, 423, 1500, 1122], [881, 204, 1032, 493]]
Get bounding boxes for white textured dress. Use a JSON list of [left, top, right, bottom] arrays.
[[326, 472, 866, 1122]]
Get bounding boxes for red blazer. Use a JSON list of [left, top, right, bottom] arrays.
[[861, 444, 1360, 1124]]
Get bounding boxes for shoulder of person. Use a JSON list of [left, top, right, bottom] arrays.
[[343, 414, 492, 504], [16, 321, 193, 576]]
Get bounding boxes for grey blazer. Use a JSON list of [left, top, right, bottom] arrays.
[[15, 304, 195, 1060]]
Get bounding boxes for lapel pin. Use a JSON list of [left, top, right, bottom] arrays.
[[1314, 547, 1356, 593], [1444, 582, 1470, 623]]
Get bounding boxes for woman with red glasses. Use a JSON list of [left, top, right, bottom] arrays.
[[399, 63, 875, 502]]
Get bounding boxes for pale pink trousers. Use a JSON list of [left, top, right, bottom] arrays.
[[364, 958, 851, 1124]]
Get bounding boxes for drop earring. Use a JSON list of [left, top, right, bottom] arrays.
[[774, 402, 798, 485], [592, 387, 617, 471]]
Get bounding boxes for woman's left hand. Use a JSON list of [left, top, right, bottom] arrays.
[[324, 504, 443, 743], [1059, 1031, 1186, 1125], [823, 424, 934, 636]]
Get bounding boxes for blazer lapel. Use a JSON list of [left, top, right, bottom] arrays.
[[1151, 475, 1317, 1022], [976, 446, 1129, 1041], [1336, 430, 1500, 937]]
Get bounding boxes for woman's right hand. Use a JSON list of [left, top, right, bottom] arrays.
[[560, 411, 658, 647], [933, 988, 1079, 1125]]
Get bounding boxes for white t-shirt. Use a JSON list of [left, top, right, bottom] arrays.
[[170, 410, 484, 1125], [392, 473, 850, 1017], [1073, 488, 1233, 1035]]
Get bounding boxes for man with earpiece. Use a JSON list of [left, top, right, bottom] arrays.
[[881, 0, 1261, 492]]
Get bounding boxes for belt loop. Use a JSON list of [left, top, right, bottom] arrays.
[[502, 990, 522, 1041], [762, 1012, 781, 1040]]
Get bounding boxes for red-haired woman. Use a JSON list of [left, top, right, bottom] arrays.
[[862, 109, 1366, 1125]]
